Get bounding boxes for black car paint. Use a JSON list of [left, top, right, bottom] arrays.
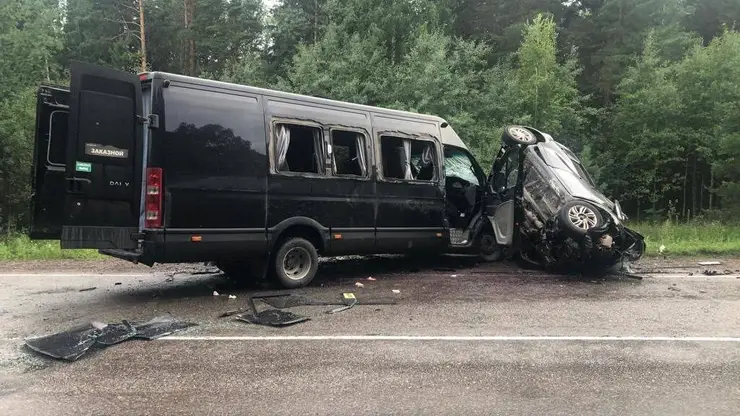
[[122, 71, 447, 264]]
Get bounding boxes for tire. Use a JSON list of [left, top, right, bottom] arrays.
[[477, 228, 502, 262], [273, 237, 319, 288], [502, 125, 537, 146], [558, 200, 603, 238]]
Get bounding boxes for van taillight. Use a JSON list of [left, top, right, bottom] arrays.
[[145, 167, 163, 228]]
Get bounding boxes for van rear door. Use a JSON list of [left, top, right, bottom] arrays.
[[31, 62, 144, 249]]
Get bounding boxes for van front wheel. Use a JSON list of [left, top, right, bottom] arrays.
[[273, 237, 319, 288]]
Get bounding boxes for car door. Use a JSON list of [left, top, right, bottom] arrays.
[[30, 61, 144, 249], [484, 145, 522, 246]]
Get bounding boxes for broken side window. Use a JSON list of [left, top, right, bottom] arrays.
[[275, 123, 324, 174], [331, 130, 367, 177], [380, 135, 437, 181]]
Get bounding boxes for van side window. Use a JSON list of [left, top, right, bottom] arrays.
[[331, 130, 367, 177], [275, 123, 324, 174], [380, 135, 437, 181]]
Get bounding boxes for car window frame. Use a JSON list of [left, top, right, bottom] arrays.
[[328, 126, 371, 180], [376, 132, 441, 185], [269, 118, 327, 179]]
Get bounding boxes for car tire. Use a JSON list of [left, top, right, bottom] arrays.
[[273, 237, 319, 288], [558, 200, 603, 238], [477, 229, 502, 262], [502, 125, 538, 146]]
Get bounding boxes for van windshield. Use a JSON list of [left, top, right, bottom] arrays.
[[443, 146, 484, 186]]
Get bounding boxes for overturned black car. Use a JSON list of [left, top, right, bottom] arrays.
[[483, 126, 645, 271]]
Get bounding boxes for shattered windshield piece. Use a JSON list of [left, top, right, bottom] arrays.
[[95, 321, 137, 346], [133, 317, 198, 340], [444, 147, 479, 185], [25, 324, 102, 361]]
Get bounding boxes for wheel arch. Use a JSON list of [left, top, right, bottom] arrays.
[[268, 217, 329, 253]]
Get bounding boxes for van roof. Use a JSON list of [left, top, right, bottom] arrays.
[[147, 71, 468, 149]]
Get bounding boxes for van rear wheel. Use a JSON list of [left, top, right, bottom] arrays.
[[273, 237, 319, 288]]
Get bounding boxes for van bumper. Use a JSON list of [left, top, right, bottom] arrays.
[[98, 229, 164, 266]]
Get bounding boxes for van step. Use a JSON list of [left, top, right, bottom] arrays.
[[449, 228, 470, 246]]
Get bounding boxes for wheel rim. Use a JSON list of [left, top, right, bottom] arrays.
[[567, 205, 598, 230], [282, 247, 312, 281], [508, 126, 536, 144]]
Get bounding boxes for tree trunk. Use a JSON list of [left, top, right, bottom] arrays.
[[183, 0, 196, 75], [138, 0, 147, 72], [682, 156, 689, 218], [692, 155, 697, 217], [313, 0, 318, 43], [709, 168, 714, 210]]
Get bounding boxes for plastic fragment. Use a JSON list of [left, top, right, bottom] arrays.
[[355, 282, 364, 288], [213, 291, 219, 296], [392, 289, 401, 294], [367, 277, 376, 281], [228, 295, 237, 299]]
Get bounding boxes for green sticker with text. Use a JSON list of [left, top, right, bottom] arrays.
[[75, 161, 92, 173]]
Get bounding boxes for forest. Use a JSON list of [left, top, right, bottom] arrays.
[[1, 0, 739, 235]]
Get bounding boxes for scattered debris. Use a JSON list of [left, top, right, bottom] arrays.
[[355, 282, 364, 288], [228, 295, 237, 300], [219, 308, 247, 318], [114, 282, 122, 286], [95, 321, 137, 346], [132, 317, 198, 340], [392, 289, 401, 294], [327, 293, 358, 314], [703, 270, 719, 276], [699, 290, 707, 294], [24, 317, 196, 361], [212, 291, 220, 296], [723, 270, 733, 275], [236, 310, 310, 327], [367, 277, 376, 281], [451, 274, 458, 278], [668, 286, 681, 292], [622, 273, 644, 280], [165, 276, 175, 283], [79, 287, 97, 292], [688, 272, 694, 276], [25, 324, 100, 361], [698, 261, 721, 266]]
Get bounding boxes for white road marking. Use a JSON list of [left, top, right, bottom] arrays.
[[158, 335, 740, 342], [0, 273, 160, 278]]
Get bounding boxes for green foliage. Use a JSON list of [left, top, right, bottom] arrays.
[[0, 234, 102, 260], [636, 222, 740, 257], [1, 0, 740, 238]]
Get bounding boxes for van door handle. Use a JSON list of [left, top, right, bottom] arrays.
[[66, 177, 91, 193]]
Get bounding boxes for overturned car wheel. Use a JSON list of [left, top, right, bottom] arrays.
[[502, 125, 538, 146], [559, 200, 603, 239]]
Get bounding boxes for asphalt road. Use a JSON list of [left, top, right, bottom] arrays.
[[0, 256, 739, 415]]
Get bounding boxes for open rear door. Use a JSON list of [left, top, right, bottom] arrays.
[[30, 86, 70, 239], [60, 62, 144, 249]]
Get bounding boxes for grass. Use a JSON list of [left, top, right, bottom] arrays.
[[1, 223, 739, 260], [633, 222, 740, 257], [0, 234, 102, 261]]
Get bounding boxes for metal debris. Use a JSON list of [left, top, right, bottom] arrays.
[[95, 321, 137, 346], [79, 287, 97, 292], [219, 308, 247, 318], [698, 261, 721, 266], [326, 293, 358, 314], [133, 317, 198, 340], [235, 310, 310, 327], [355, 282, 364, 288], [25, 324, 101, 361], [392, 289, 401, 294]]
